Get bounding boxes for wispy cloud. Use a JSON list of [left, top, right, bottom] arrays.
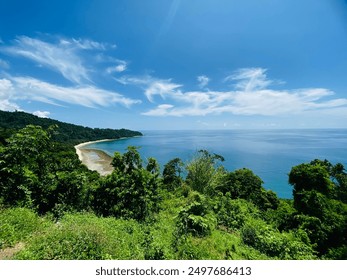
[[59, 38, 114, 50], [0, 35, 142, 112], [141, 68, 347, 117], [224, 68, 272, 91], [2, 34, 346, 124], [145, 80, 181, 102], [2, 76, 141, 109], [197, 75, 210, 89], [0, 36, 116, 84], [116, 75, 182, 102]]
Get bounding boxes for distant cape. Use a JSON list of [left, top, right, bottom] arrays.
[[0, 110, 142, 145]]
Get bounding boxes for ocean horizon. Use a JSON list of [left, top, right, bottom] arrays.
[[86, 129, 347, 198]]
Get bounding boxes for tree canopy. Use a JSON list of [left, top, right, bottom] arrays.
[[0, 110, 142, 145]]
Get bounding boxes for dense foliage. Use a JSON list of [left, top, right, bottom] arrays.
[[93, 147, 161, 220], [0, 110, 142, 145], [0, 125, 346, 260]]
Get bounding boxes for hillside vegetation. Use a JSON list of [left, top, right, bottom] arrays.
[[0, 110, 142, 145], [0, 123, 346, 260]]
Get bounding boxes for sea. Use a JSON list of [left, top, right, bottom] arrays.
[[86, 129, 347, 199]]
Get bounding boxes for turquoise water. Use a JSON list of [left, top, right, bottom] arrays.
[[86, 129, 347, 198]]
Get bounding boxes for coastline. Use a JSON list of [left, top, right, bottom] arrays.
[[74, 136, 142, 175], [75, 139, 116, 176]]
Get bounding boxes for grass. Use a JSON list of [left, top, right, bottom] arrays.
[[0, 207, 49, 250], [0, 198, 311, 260], [14, 212, 146, 260]]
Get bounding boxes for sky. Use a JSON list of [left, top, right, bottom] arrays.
[[1, 0, 347, 130]]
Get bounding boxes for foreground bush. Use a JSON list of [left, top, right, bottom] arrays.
[[241, 218, 315, 259], [0, 208, 48, 249], [15, 213, 146, 260]]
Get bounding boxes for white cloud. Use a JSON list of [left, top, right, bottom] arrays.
[[58, 38, 108, 50], [116, 75, 182, 102], [142, 104, 175, 116], [197, 75, 210, 88], [143, 102, 213, 117], [0, 36, 114, 84], [70, 38, 111, 50], [8, 76, 141, 108], [106, 60, 127, 74], [0, 78, 19, 111], [224, 68, 272, 91], [145, 80, 181, 102], [141, 68, 347, 117], [33, 110, 50, 118], [115, 75, 150, 86], [0, 99, 19, 111], [0, 36, 141, 111], [0, 78, 13, 93], [1, 74, 140, 113]]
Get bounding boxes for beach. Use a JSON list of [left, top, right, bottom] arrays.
[[74, 139, 115, 175]]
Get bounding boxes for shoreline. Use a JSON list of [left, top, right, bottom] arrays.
[[74, 136, 142, 175], [74, 139, 117, 176]]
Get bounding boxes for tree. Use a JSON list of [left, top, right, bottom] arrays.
[[0, 125, 51, 208], [288, 160, 347, 256], [146, 157, 160, 174], [289, 160, 334, 216], [94, 146, 161, 221], [186, 150, 224, 194], [162, 158, 184, 191], [218, 168, 262, 197], [0, 125, 96, 214], [289, 162, 333, 198], [289, 159, 347, 210], [112, 146, 142, 173], [329, 163, 347, 204], [215, 168, 279, 211]]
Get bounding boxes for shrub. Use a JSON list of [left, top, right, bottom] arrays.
[[214, 196, 259, 230], [14, 213, 146, 260], [0, 207, 47, 249], [175, 192, 216, 238], [241, 218, 315, 259]]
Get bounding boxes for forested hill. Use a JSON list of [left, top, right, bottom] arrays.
[[0, 110, 142, 145]]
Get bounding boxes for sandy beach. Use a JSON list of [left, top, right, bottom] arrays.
[[75, 139, 115, 175]]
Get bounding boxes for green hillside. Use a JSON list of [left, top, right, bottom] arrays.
[[0, 110, 142, 145], [0, 123, 346, 260]]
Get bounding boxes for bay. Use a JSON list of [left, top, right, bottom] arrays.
[[86, 129, 347, 198]]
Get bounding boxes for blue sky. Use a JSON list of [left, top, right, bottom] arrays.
[[1, 0, 347, 130]]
